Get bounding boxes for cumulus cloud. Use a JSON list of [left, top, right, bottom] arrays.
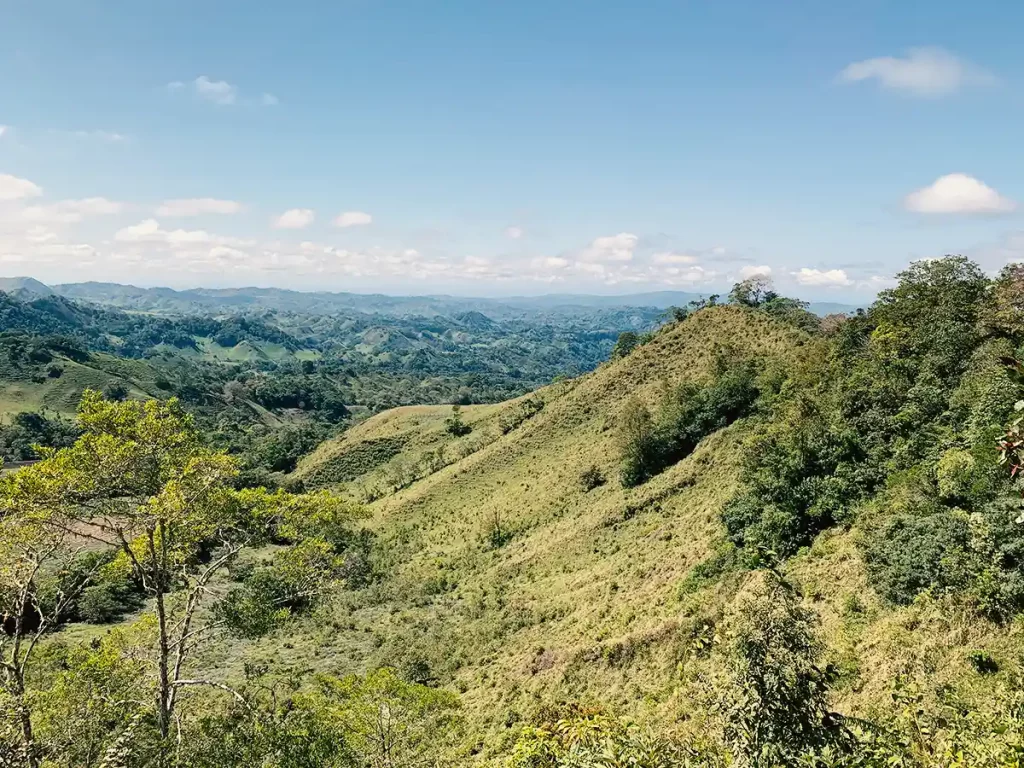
[[904, 173, 1016, 214], [738, 265, 772, 280], [272, 208, 315, 229], [156, 198, 244, 217], [114, 219, 252, 247], [168, 76, 277, 107], [792, 268, 852, 287], [839, 48, 993, 97], [0, 174, 43, 201], [0, 126, 8, 139], [193, 76, 237, 105], [579, 232, 638, 262], [504, 226, 524, 240], [651, 251, 697, 265], [333, 211, 373, 228]]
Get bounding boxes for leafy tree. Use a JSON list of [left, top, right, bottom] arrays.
[[444, 404, 472, 437], [0, 391, 366, 756], [617, 396, 659, 487], [717, 572, 848, 765], [729, 275, 776, 308], [610, 331, 641, 360]]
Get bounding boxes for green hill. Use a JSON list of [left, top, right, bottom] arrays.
[[228, 303, 983, 758]]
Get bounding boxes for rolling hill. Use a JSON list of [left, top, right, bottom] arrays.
[[200, 301, 1015, 761]]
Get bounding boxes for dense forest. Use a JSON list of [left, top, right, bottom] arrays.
[[2, 257, 1024, 766], [0, 285, 666, 483]]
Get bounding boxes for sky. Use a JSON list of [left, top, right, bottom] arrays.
[[1, 0, 1024, 301]]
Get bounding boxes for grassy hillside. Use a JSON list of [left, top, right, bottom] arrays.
[[224, 308, 838, 752], [5, 260, 1022, 767], [224, 299, 1012, 763]]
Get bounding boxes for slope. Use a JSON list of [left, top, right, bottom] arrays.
[[231, 307, 826, 755]]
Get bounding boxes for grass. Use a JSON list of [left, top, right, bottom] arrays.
[[36, 306, 1022, 762]]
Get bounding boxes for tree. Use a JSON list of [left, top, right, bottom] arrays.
[[718, 572, 847, 765], [610, 331, 641, 360], [0, 494, 100, 767], [0, 391, 366, 759], [444, 404, 471, 437], [618, 396, 659, 487], [729, 275, 776, 308]]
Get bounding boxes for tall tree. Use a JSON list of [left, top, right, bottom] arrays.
[[0, 391, 365, 763]]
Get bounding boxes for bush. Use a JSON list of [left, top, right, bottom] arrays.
[[579, 464, 605, 491], [619, 359, 760, 488], [444, 404, 471, 437], [864, 511, 975, 605], [719, 572, 850, 764], [722, 418, 864, 560]]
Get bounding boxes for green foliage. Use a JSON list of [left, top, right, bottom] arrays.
[[179, 668, 462, 768], [0, 390, 366, 758], [717, 572, 849, 766], [0, 410, 79, 461], [611, 331, 642, 360], [864, 510, 974, 605], [722, 416, 865, 561], [620, 358, 760, 487], [445, 404, 472, 436], [579, 464, 606, 492], [510, 702, 705, 767]]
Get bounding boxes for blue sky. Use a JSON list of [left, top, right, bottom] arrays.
[[1, 0, 1023, 300]]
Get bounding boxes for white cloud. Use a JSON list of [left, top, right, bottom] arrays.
[[114, 219, 252, 248], [738, 265, 772, 280], [20, 197, 122, 224], [580, 232, 638, 262], [0, 125, 8, 139], [193, 75, 238, 105], [272, 208, 315, 229], [168, 76, 277, 107], [651, 251, 697, 265], [333, 210, 373, 228], [156, 198, 244, 217], [792, 268, 852, 287], [0, 174, 43, 201], [658, 265, 714, 285], [504, 226, 524, 240], [904, 173, 1016, 214], [839, 48, 993, 97]]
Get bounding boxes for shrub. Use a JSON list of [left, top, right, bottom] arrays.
[[722, 419, 864, 560], [864, 511, 975, 605], [619, 360, 760, 488], [718, 572, 850, 764], [444, 404, 471, 437], [579, 464, 605, 491]]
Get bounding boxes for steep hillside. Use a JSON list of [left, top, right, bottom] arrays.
[[271, 299, 1020, 762], [233, 308, 833, 752]]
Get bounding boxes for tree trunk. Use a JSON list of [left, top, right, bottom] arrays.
[[156, 587, 171, 743], [17, 690, 39, 768]]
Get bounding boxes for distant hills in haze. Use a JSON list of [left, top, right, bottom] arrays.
[[0, 278, 861, 318]]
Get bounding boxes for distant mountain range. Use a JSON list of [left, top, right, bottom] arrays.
[[0, 277, 862, 318]]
